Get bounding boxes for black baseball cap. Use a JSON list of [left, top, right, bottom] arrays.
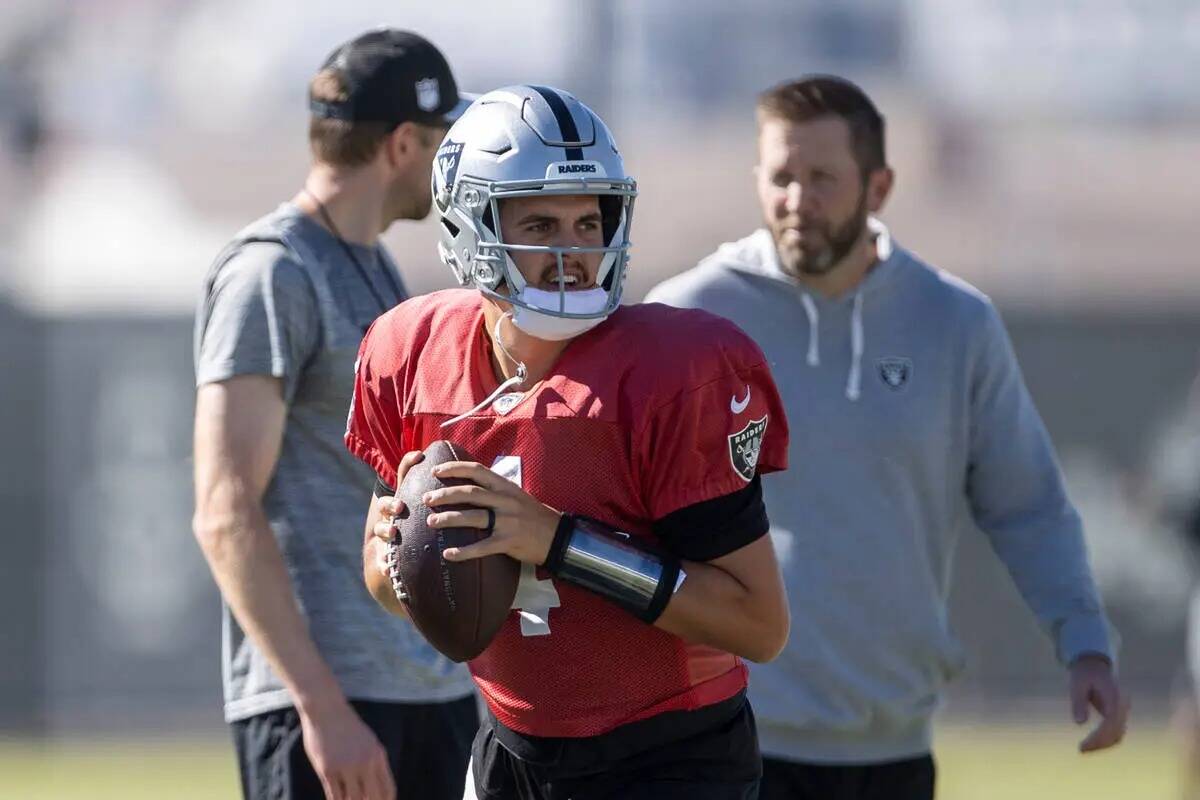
[[309, 28, 475, 127]]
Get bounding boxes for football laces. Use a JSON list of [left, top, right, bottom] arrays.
[[385, 541, 408, 602]]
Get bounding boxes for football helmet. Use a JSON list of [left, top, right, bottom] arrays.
[[431, 85, 637, 324]]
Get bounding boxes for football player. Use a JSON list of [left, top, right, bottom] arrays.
[[347, 85, 790, 800]]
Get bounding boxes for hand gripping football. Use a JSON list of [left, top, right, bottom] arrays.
[[389, 441, 520, 662]]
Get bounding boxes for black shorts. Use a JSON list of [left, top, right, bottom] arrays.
[[231, 696, 478, 800], [471, 692, 760, 800], [759, 753, 935, 800]]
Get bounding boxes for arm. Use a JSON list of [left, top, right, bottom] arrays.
[[653, 535, 789, 662], [404, 461, 789, 663], [361, 453, 425, 617], [966, 305, 1112, 659], [193, 376, 392, 799], [362, 492, 406, 617], [965, 303, 1127, 751], [645, 474, 789, 661], [193, 376, 340, 711]]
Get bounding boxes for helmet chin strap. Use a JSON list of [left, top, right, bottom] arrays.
[[491, 311, 528, 385], [440, 311, 527, 428]]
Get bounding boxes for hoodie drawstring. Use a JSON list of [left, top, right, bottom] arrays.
[[800, 293, 820, 366], [846, 292, 864, 402], [800, 290, 864, 402]]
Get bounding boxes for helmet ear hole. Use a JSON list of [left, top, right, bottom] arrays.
[[441, 217, 460, 239], [481, 204, 497, 238], [599, 195, 623, 246]]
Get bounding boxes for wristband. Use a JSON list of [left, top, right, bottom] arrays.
[[544, 515, 681, 624]]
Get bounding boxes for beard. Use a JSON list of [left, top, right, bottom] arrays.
[[773, 190, 869, 278]]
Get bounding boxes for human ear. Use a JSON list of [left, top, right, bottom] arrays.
[[866, 166, 894, 213]]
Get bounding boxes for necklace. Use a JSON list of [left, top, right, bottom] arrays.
[[302, 188, 404, 319]]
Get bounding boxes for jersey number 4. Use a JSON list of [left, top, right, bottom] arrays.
[[490, 455, 561, 636]]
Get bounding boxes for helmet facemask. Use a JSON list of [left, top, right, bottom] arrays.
[[443, 175, 635, 321]]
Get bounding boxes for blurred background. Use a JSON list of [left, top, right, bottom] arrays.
[[1, 0, 1198, 797]]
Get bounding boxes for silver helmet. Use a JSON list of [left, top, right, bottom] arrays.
[[431, 85, 637, 319]]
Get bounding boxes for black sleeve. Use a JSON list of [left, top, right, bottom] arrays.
[[651, 476, 769, 562], [373, 474, 396, 497]]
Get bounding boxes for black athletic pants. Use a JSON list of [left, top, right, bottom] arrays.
[[759, 754, 935, 800], [471, 693, 760, 800], [231, 696, 477, 800]]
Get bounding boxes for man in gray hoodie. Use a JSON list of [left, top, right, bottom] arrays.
[[645, 76, 1129, 800]]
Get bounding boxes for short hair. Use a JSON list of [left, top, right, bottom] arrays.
[[307, 69, 395, 168], [756, 76, 886, 175]]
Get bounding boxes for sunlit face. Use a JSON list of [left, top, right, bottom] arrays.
[[497, 194, 605, 291], [756, 115, 873, 278]]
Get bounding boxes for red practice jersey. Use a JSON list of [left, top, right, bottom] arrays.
[[346, 289, 788, 738]]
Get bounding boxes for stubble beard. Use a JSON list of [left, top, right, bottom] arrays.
[[774, 192, 869, 280], [385, 174, 433, 223]]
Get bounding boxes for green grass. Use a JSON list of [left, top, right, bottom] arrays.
[[935, 721, 1180, 800], [0, 721, 1182, 799], [0, 738, 240, 800]]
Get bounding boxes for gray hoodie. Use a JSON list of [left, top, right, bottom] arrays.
[[645, 222, 1114, 763]]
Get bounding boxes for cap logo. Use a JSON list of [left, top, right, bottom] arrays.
[[416, 77, 440, 112]]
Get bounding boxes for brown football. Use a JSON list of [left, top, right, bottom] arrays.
[[390, 440, 520, 662]]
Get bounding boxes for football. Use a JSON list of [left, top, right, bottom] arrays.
[[390, 440, 520, 662]]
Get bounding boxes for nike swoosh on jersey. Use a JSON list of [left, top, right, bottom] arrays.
[[730, 386, 751, 414]]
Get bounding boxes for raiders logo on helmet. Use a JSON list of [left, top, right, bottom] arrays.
[[435, 140, 464, 195], [728, 416, 768, 482], [877, 357, 912, 391]]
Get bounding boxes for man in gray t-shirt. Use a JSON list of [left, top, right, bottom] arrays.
[[193, 29, 478, 800]]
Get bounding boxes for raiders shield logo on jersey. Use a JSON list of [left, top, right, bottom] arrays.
[[878, 357, 912, 391], [728, 416, 768, 482]]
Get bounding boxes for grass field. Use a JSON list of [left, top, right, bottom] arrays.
[[935, 721, 1180, 800], [0, 721, 1182, 799]]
